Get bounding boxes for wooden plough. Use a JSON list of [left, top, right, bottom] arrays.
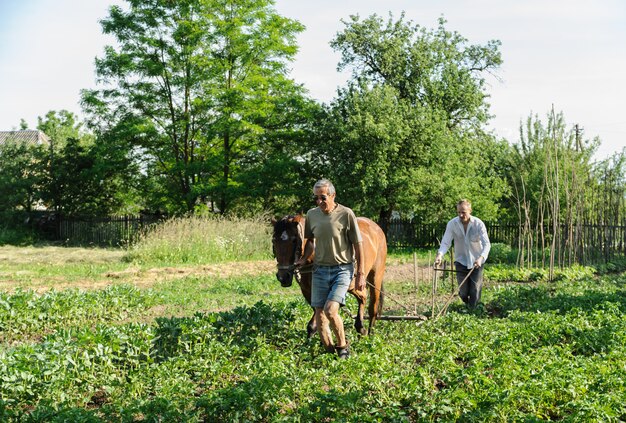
[[349, 253, 475, 322]]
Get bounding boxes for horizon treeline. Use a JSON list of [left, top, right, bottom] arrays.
[[0, 0, 624, 234]]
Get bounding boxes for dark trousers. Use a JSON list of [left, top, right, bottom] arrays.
[[454, 261, 484, 307]]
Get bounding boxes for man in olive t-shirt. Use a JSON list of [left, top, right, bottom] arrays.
[[296, 179, 365, 359]]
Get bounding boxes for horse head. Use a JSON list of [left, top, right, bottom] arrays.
[[271, 215, 305, 287]]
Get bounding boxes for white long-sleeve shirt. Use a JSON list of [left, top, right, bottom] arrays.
[[437, 216, 491, 269]]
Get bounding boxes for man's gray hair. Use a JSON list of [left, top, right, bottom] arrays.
[[457, 199, 472, 210], [313, 179, 336, 195]]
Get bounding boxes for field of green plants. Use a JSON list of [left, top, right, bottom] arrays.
[[1, 218, 626, 421]]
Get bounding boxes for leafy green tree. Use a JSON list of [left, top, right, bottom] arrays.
[[0, 140, 46, 213], [28, 110, 139, 216], [36, 110, 87, 212], [332, 14, 501, 127], [82, 0, 312, 214], [40, 137, 136, 216], [311, 14, 507, 222], [37, 110, 87, 149]]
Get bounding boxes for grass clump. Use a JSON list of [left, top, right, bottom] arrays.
[[124, 215, 272, 265]]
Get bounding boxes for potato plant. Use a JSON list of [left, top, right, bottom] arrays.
[[1, 269, 625, 421]]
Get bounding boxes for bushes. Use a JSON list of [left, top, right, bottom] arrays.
[[0, 217, 38, 246], [487, 242, 515, 264], [486, 264, 596, 283]]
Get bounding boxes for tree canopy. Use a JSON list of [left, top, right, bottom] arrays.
[[307, 14, 508, 222], [82, 0, 315, 214]]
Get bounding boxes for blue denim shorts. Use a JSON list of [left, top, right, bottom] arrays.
[[311, 263, 354, 308]]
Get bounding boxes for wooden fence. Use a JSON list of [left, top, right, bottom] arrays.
[[34, 214, 163, 247], [379, 219, 519, 249], [381, 218, 626, 263], [29, 213, 626, 263]]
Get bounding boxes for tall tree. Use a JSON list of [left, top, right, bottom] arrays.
[[332, 14, 501, 127], [32, 111, 139, 216], [0, 140, 46, 214], [311, 14, 506, 222], [82, 0, 311, 214], [37, 110, 87, 212]]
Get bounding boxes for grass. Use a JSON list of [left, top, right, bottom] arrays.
[[124, 214, 273, 265], [0, 246, 132, 291], [1, 217, 626, 420], [152, 274, 302, 317], [386, 248, 438, 265]]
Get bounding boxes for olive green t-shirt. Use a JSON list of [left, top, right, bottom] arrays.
[[304, 204, 362, 266]]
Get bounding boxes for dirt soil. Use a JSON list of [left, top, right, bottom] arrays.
[[0, 242, 427, 292], [105, 260, 420, 288]]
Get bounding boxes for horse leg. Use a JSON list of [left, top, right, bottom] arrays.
[[349, 288, 368, 336], [299, 275, 317, 339], [306, 308, 317, 339], [367, 267, 385, 335]]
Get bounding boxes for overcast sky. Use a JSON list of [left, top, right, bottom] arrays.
[[1, 0, 624, 160]]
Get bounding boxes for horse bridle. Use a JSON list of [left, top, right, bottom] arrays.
[[275, 219, 312, 285]]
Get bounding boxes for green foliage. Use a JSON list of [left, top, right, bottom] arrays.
[[0, 111, 139, 218], [502, 110, 626, 268], [0, 211, 43, 245], [36, 110, 87, 151], [486, 264, 596, 283], [0, 225, 38, 246], [310, 14, 508, 222], [44, 137, 139, 216], [2, 272, 626, 420], [124, 214, 272, 264], [509, 111, 599, 226], [0, 139, 47, 212], [0, 285, 157, 345], [82, 0, 314, 214], [487, 242, 515, 264], [0, 110, 140, 217], [594, 258, 626, 275], [332, 15, 502, 125]]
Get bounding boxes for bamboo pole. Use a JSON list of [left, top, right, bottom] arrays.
[[414, 251, 419, 315]]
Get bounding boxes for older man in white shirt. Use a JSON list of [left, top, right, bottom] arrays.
[[434, 199, 491, 308]]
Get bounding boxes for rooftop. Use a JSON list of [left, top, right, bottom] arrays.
[[0, 130, 51, 146]]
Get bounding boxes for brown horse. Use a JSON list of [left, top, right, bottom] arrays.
[[271, 214, 387, 337]]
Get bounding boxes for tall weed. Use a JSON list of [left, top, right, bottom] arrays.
[[124, 215, 272, 265]]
